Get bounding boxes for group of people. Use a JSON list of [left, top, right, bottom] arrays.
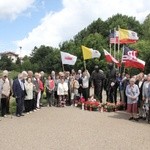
[[0, 63, 150, 122]]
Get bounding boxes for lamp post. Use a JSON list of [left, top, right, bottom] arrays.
[[19, 46, 22, 71]]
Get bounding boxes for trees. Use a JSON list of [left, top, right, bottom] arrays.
[[1, 14, 150, 74], [142, 14, 150, 40], [0, 55, 13, 71]]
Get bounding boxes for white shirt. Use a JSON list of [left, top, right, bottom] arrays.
[[82, 76, 89, 88], [25, 81, 34, 100], [57, 82, 68, 95]]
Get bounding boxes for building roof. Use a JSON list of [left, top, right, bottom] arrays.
[[0, 51, 19, 57]]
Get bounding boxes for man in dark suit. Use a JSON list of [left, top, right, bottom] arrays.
[[91, 65, 105, 103], [13, 73, 26, 117]]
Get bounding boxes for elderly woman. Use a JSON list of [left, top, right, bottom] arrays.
[[57, 73, 68, 107], [126, 78, 140, 121], [46, 75, 55, 107], [24, 77, 34, 113]]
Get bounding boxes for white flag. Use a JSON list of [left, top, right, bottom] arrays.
[[60, 51, 77, 65], [92, 49, 101, 58]]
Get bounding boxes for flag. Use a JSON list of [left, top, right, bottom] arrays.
[[103, 49, 120, 66], [109, 31, 118, 44], [109, 31, 137, 44], [119, 28, 139, 41], [81, 46, 101, 60], [125, 58, 145, 70], [122, 46, 145, 70], [122, 46, 138, 62], [60, 51, 77, 65]]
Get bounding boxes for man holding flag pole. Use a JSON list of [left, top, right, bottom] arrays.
[[81, 45, 104, 102]]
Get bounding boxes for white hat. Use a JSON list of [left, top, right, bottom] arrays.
[[3, 70, 9, 77]]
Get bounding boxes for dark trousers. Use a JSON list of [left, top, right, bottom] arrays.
[[94, 86, 103, 103], [124, 91, 127, 110], [16, 97, 24, 115], [33, 92, 38, 109], [46, 91, 54, 106], [24, 100, 32, 112], [6, 97, 10, 114], [1, 98, 7, 116], [82, 88, 89, 101], [106, 84, 117, 104]]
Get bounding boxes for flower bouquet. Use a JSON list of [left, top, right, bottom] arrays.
[[77, 97, 85, 108], [105, 103, 116, 112], [115, 102, 125, 111]]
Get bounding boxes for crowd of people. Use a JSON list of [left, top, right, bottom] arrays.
[[0, 63, 150, 122]]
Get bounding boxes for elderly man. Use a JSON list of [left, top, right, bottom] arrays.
[[0, 72, 11, 117], [91, 65, 105, 102], [13, 73, 27, 117]]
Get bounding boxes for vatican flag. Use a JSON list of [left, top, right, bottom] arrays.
[[119, 28, 139, 41], [81, 45, 101, 60]]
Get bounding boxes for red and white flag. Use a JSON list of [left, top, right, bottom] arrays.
[[125, 58, 145, 70], [60, 51, 77, 65], [103, 49, 120, 66]]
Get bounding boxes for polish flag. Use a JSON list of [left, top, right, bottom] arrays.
[[103, 49, 120, 66], [125, 58, 145, 70], [60, 51, 77, 65]]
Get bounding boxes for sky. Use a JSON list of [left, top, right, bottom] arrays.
[[0, 0, 149, 56]]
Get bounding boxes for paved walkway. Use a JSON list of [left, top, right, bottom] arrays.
[[0, 106, 150, 150]]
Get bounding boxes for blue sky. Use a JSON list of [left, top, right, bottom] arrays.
[[0, 0, 62, 52], [0, 0, 149, 56]]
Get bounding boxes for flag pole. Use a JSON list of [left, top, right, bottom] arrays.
[[62, 63, 65, 72], [121, 45, 125, 74], [109, 29, 112, 55], [117, 25, 120, 69], [83, 60, 87, 70], [114, 27, 116, 68]]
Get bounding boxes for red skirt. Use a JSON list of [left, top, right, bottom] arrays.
[[127, 103, 138, 113]]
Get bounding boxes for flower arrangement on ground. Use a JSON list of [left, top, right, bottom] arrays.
[[115, 101, 125, 111]]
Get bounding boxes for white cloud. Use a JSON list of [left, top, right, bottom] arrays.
[[0, 0, 35, 20], [16, 0, 150, 55]]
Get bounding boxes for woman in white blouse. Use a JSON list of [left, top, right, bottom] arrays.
[[24, 77, 34, 113], [57, 77, 68, 107]]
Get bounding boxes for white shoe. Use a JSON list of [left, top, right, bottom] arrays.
[[29, 111, 32, 114], [26, 112, 30, 115], [33, 109, 37, 112], [4, 115, 7, 118]]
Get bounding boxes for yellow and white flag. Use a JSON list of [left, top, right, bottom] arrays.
[[81, 45, 101, 60], [119, 28, 139, 40]]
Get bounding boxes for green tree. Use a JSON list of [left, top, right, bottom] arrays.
[[0, 55, 13, 71], [142, 14, 150, 40]]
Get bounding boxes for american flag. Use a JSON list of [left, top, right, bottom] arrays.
[[109, 31, 118, 44]]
